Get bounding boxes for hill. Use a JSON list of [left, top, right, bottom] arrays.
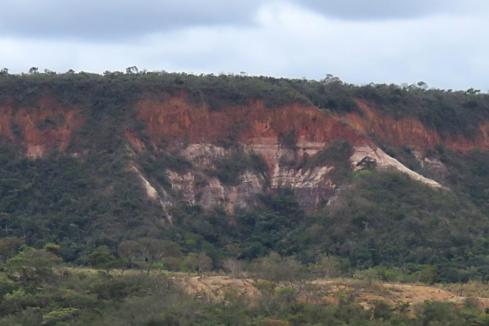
[[2, 71, 489, 283]]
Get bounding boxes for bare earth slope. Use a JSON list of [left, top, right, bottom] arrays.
[[179, 275, 489, 311]]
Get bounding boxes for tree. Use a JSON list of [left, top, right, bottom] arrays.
[[321, 74, 341, 84], [417, 81, 428, 89], [251, 253, 304, 282], [182, 252, 213, 273], [418, 302, 459, 325], [371, 301, 393, 320], [87, 246, 116, 270], [126, 66, 139, 74], [138, 238, 167, 273], [466, 88, 481, 95], [0, 212, 11, 234], [28, 67, 39, 74], [311, 255, 343, 278], [6, 247, 61, 287], [118, 240, 143, 268], [0, 237, 23, 262], [197, 253, 213, 274], [183, 253, 199, 272], [223, 259, 243, 277]]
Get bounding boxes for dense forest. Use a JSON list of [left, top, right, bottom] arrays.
[[2, 70, 489, 324]]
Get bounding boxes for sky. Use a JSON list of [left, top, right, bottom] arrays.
[[1, 0, 488, 90]]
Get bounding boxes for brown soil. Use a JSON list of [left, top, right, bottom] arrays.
[[0, 96, 83, 158], [178, 275, 489, 310]]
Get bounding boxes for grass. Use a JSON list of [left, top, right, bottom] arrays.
[[57, 267, 489, 310]]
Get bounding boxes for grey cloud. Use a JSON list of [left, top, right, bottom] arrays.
[[0, 0, 264, 40], [1, 0, 489, 90], [292, 0, 459, 20], [1, 0, 481, 41]]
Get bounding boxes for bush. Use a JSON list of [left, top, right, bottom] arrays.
[[250, 252, 304, 282], [210, 149, 268, 186]]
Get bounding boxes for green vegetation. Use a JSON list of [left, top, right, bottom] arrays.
[[139, 151, 192, 190], [209, 149, 268, 186], [439, 149, 489, 214], [2, 70, 489, 137], [0, 146, 165, 262], [353, 83, 489, 137], [3, 142, 489, 283], [2, 247, 489, 325], [302, 140, 354, 182], [0, 73, 489, 278], [2, 72, 489, 323], [278, 131, 298, 150]]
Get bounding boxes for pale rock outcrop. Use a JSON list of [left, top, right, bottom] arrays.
[[130, 164, 173, 221], [170, 170, 264, 213], [175, 141, 339, 211], [131, 165, 159, 200], [351, 145, 443, 189], [182, 144, 228, 169], [271, 164, 336, 209], [167, 171, 197, 204], [271, 165, 334, 189], [134, 141, 445, 215]]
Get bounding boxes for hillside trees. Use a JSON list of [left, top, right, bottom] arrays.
[[1, 72, 489, 281]]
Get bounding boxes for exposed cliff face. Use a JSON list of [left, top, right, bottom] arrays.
[[131, 96, 449, 212], [345, 100, 489, 152], [0, 97, 83, 158], [133, 97, 362, 211], [165, 144, 266, 213], [135, 96, 365, 150], [1, 92, 488, 213], [350, 145, 443, 188]]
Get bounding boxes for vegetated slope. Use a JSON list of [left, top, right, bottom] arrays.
[[2, 72, 489, 281], [5, 259, 489, 325]]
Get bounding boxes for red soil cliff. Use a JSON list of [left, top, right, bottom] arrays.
[[136, 96, 366, 147], [343, 100, 489, 152], [1, 93, 489, 158], [0, 97, 83, 158]]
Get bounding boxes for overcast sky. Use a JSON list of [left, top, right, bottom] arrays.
[[1, 0, 488, 90]]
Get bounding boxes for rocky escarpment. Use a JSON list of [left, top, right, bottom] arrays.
[[129, 96, 447, 213], [0, 97, 83, 158], [1, 91, 486, 214], [345, 100, 489, 152]]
